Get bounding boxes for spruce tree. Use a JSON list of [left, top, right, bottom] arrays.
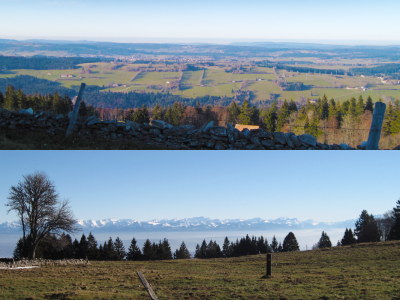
[[60, 234, 74, 259], [4, 85, 18, 111], [320, 94, 329, 120], [125, 109, 134, 121], [72, 239, 80, 259], [142, 239, 153, 260], [276, 99, 290, 131], [62, 94, 73, 114], [161, 238, 172, 260], [277, 242, 283, 252], [365, 96, 374, 112], [106, 237, 117, 260], [199, 240, 207, 259], [356, 95, 365, 116], [99, 242, 109, 260], [238, 99, 254, 125], [349, 97, 357, 118], [114, 237, 126, 261], [383, 102, 395, 136], [222, 236, 231, 258], [164, 105, 173, 124], [87, 232, 98, 260], [78, 100, 88, 117], [126, 237, 142, 261], [282, 232, 300, 252], [317, 231, 332, 248], [256, 236, 267, 254], [133, 104, 150, 124], [174, 241, 191, 259], [141, 104, 150, 123], [171, 102, 184, 126], [17, 89, 28, 109], [52, 92, 64, 115], [152, 104, 163, 120], [388, 199, 400, 240], [78, 234, 89, 259], [98, 244, 104, 260], [289, 99, 298, 113], [228, 101, 240, 124], [194, 244, 201, 258], [354, 210, 380, 243], [341, 228, 357, 246], [270, 235, 278, 253]]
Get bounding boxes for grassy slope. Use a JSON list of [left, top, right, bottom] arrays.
[[1, 241, 400, 299]]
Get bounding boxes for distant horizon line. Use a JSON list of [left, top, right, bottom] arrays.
[[1, 215, 365, 225], [1, 36, 400, 46]]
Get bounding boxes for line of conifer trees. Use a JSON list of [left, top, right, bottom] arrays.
[[12, 233, 193, 261], [313, 198, 400, 249], [12, 197, 400, 260], [194, 232, 300, 259]]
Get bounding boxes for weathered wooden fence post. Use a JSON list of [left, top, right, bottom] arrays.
[[267, 253, 272, 276], [66, 83, 86, 137], [137, 271, 158, 300], [366, 102, 386, 150]]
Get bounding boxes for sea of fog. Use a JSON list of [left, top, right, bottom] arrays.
[[0, 228, 347, 258]]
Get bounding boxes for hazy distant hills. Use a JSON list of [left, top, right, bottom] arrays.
[[1, 38, 400, 58], [0, 216, 358, 234]]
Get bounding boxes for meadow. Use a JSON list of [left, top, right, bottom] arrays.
[[1, 240, 400, 299], [2, 59, 400, 103]]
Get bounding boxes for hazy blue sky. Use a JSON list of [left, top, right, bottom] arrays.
[[1, 0, 400, 44], [0, 151, 398, 223]]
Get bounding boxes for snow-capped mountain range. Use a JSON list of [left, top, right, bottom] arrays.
[[0, 216, 358, 233]]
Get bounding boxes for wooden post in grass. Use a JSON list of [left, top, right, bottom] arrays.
[[66, 83, 86, 137], [267, 253, 272, 276], [366, 102, 386, 150], [137, 271, 158, 300]]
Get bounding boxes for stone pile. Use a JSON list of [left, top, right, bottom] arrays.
[[0, 258, 90, 269], [0, 108, 355, 150]]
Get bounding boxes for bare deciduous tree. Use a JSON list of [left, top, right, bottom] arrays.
[[6, 171, 78, 259]]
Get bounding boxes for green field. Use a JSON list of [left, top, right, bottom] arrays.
[[3, 61, 400, 103], [1, 241, 400, 299]]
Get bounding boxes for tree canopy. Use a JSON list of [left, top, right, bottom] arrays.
[[317, 231, 332, 248], [282, 232, 300, 252], [6, 171, 78, 259], [354, 210, 380, 243]]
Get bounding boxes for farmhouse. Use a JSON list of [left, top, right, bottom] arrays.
[[60, 74, 74, 78], [235, 124, 260, 131]]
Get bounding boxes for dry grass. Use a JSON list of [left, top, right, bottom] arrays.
[[1, 241, 400, 299]]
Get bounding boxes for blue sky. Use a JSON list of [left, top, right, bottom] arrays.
[[0, 151, 398, 223], [1, 0, 400, 44]]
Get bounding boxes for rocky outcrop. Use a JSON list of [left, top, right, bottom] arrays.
[[0, 108, 354, 150]]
